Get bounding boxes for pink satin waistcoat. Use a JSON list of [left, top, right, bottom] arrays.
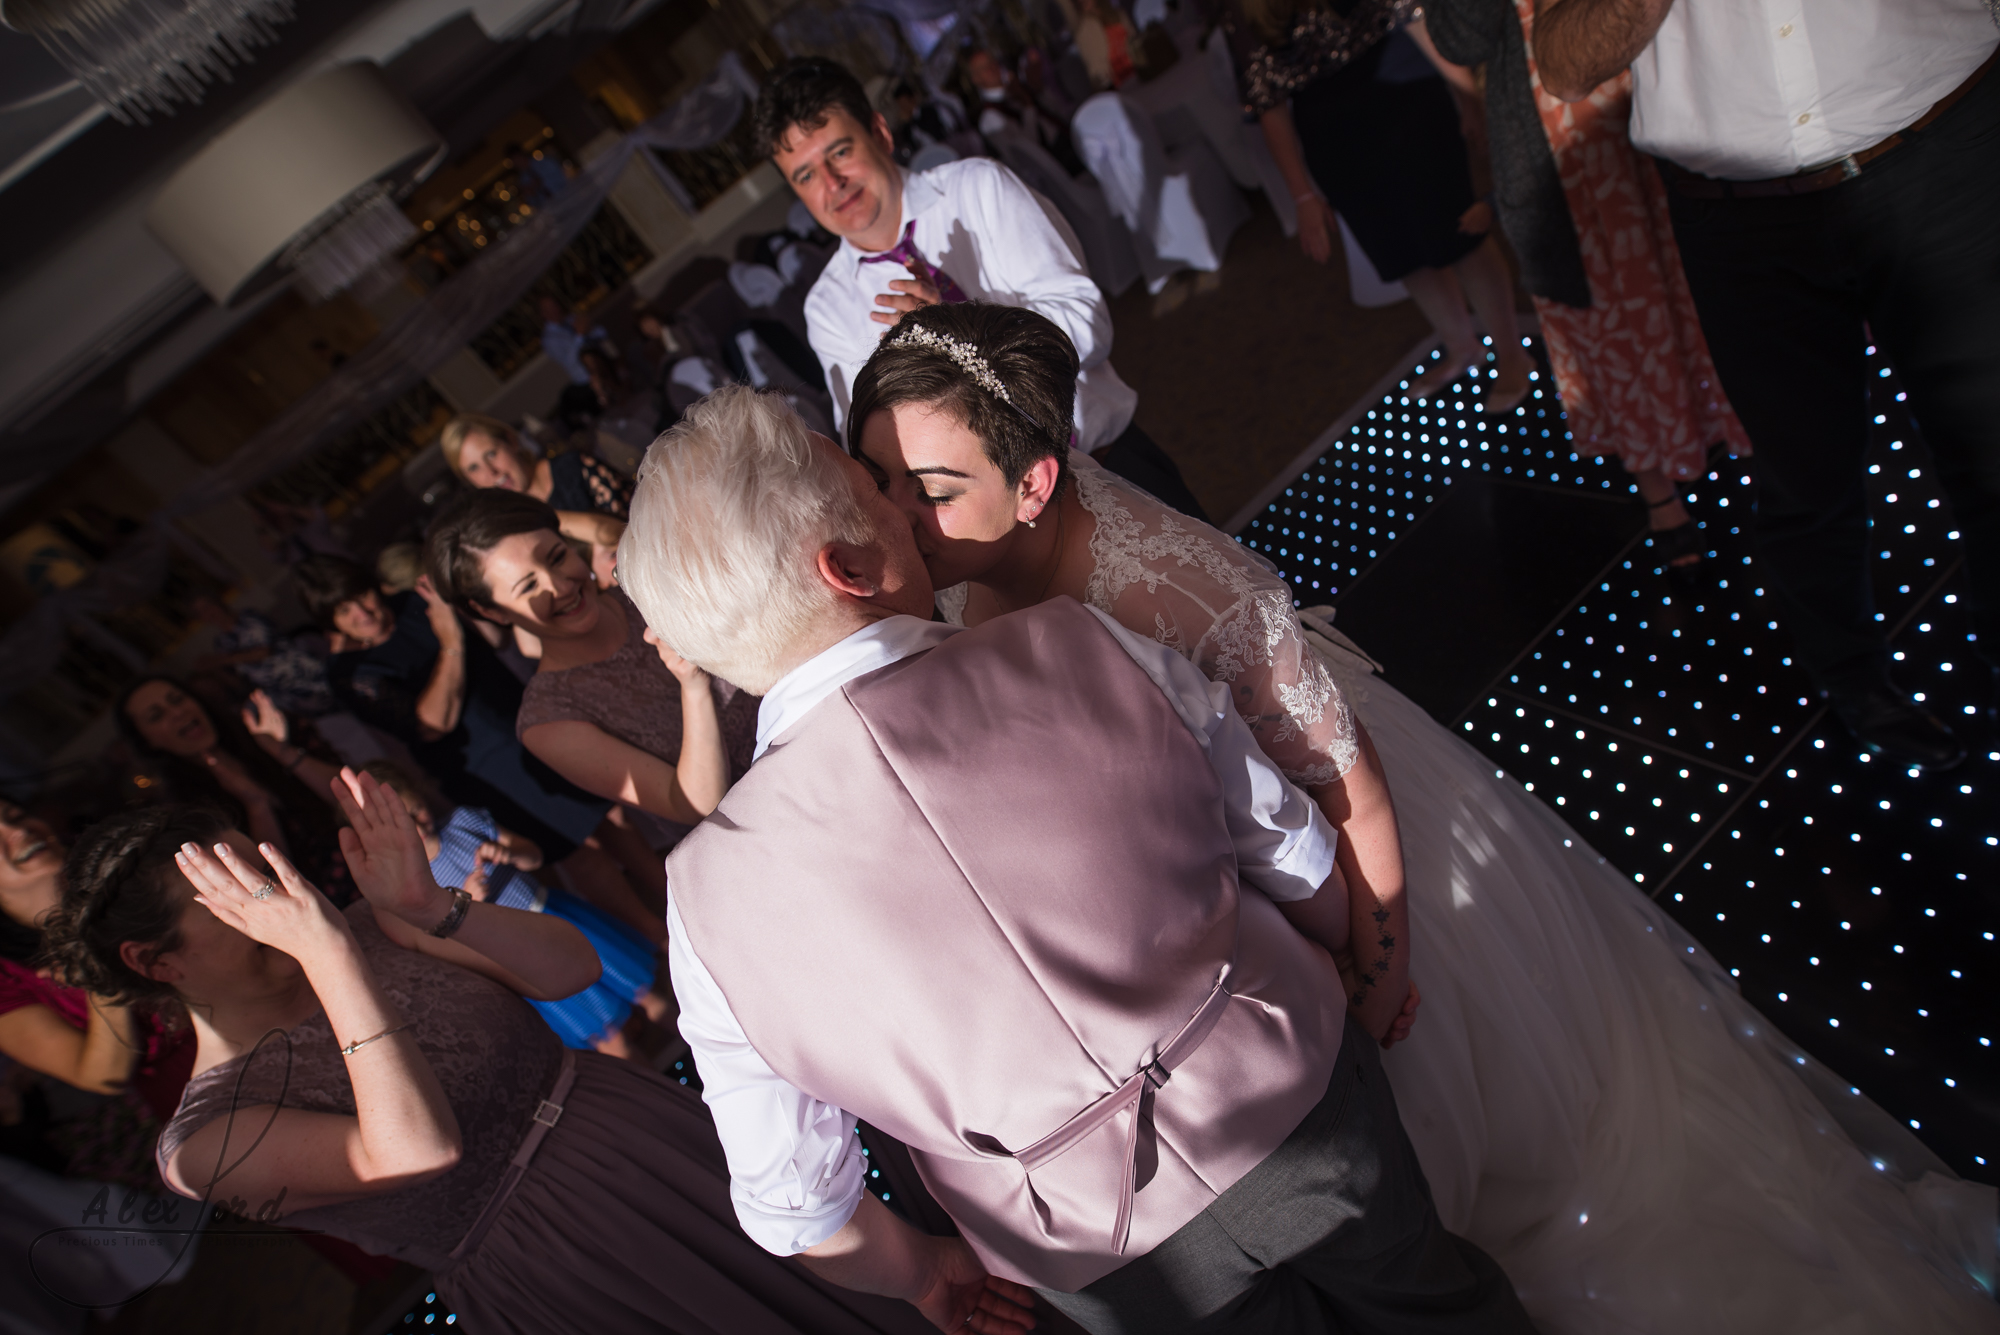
[[669, 598, 1344, 1291]]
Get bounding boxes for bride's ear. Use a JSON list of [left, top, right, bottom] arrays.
[[1017, 455, 1061, 523]]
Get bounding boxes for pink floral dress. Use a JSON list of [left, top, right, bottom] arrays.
[[1514, 0, 1751, 480]]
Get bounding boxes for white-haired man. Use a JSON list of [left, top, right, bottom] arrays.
[[617, 385, 1534, 1334]]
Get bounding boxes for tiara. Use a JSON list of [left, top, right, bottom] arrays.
[[888, 323, 1015, 405]]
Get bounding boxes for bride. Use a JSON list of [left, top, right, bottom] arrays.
[[843, 301, 1998, 1333]]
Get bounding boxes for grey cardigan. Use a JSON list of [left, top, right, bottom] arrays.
[[1425, 0, 1592, 308]]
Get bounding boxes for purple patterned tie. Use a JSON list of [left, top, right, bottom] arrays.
[[859, 221, 969, 304]]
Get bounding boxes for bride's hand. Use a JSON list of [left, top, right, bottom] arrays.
[[1381, 982, 1421, 1050], [329, 767, 450, 928]]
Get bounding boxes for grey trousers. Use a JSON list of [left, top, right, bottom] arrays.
[[1040, 1017, 1538, 1335]]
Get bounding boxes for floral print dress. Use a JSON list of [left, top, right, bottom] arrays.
[[1513, 0, 1751, 479]]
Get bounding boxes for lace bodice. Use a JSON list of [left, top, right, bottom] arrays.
[[939, 456, 1359, 786], [156, 904, 563, 1272]]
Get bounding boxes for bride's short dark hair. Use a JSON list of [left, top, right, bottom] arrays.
[[847, 303, 1079, 494]]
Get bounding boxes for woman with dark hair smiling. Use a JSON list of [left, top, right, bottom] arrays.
[[295, 554, 666, 944], [116, 675, 352, 905], [422, 488, 757, 850], [40, 776, 936, 1335]]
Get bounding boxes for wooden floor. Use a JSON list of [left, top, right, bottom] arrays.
[[1105, 198, 1435, 527]]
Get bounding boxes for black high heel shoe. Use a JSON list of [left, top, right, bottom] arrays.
[[1646, 494, 1705, 569]]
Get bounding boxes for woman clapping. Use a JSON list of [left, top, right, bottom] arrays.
[[44, 771, 935, 1335]]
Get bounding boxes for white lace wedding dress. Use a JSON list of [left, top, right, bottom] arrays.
[[940, 457, 1999, 1334]]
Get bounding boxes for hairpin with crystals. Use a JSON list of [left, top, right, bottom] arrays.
[[887, 319, 1060, 448], [888, 322, 1016, 405]]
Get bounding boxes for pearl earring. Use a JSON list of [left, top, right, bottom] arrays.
[[1025, 504, 1042, 529]]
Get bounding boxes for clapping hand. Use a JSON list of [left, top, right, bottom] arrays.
[[240, 690, 288, 745], [330, 767, 447, 928], [413, 575, 463, 649], [176, 836, 350, 963], [475, 838, 540, 872], [461, 860, 491, 902]]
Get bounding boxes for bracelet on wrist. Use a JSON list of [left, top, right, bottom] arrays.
[[339, 1021, 413, 1057], [428, 887, 473, 939]]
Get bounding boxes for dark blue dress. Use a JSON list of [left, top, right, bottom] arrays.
[[327, 592, 608, 859]]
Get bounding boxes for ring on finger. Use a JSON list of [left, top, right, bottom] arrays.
[[251, 879, 276, 900]]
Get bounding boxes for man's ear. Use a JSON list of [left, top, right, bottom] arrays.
[[815, 539, 882, 600], [872, 110, 898, 154], [466, 600, 512, 628]]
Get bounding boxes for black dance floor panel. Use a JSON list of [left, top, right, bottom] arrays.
[[1244, 338, 1996, 1182]]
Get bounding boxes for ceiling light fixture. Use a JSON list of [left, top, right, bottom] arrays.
[[1, 0, 296, 125]]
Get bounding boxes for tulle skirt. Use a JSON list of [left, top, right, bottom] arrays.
[[528, 889, 657, 1049], [1315, 644, 1998, 1333]]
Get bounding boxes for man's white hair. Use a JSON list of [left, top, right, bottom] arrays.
[[618, 385, 876, 695]]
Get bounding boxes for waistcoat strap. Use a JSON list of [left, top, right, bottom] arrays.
[[1013, 972, 1233, 1256]]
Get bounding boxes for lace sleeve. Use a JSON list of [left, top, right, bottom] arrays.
[[1074, 459, 1359, 786]]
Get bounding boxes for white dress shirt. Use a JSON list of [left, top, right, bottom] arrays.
[[1628, 0, 1997, 180], [667, 609, 1339, 1256], [803, 159, 1140, 451]]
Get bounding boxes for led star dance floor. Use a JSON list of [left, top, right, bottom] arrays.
[[1242, 337, 1997, 1181]]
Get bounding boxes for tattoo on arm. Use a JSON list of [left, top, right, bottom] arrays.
[[1350, 905, 1395, 1009]]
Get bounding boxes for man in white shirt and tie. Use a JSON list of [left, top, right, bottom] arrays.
[[749, 56, 1211, 523], [1533, 0, 2000, 770]]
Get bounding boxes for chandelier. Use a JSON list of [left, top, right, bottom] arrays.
[[1, 0, 298, 125]]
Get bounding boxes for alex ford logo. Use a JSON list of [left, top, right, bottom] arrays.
[[31, 1029, 325, 1309]]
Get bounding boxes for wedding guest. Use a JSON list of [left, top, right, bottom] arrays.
[[440, 412, 632, 523], [375, 541, 424, 596], [47, 779, 934, 1335], [440, 415, 626, 592], [190, 598, 338, 719], [294, 556, 664, 945], [1215, 0, 1534, 409], [0, 800, 193, 1190], [1425, 0, 1751, 569], [965, 48, 1085, 176], [1530, 0, 1999, 769], [1055, 0, 1148, 91], [362, 762, 676, 1064], [117, 676, 352, 905], [616, 384, 1531, 1334], [752, 56, 1212, 522], [538, 294, 605, 387], [848, 302, 2000, 1332], [421, 489, 756, 849]]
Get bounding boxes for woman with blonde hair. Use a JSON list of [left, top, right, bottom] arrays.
[[440, 415, 630, 588]]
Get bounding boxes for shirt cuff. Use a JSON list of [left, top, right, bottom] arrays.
[[728, 1129, 868, 1256], [1244, 801, 1339, 903]]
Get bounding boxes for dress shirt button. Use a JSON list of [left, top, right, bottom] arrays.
[[1778, 22, 1793, 36], [1797, 112, 1811, 125]]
